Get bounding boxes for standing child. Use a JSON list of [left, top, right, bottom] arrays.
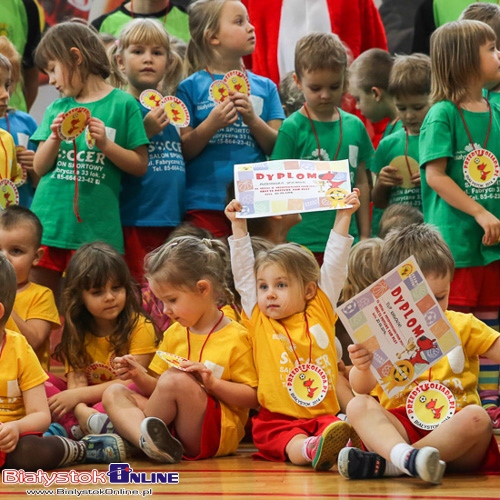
[[29, 21, 149, 297], [339, 224, 500, 483], [108, 18, 185, 283], [274, 33, 373, 262], [224, 189, 360, 471], [0, 252, 127, 469], [47, 242, 157, 438], [0, 206, 60, 372], [101, 236, 258, 463], [177, 0, 284, 238], [419, 20, 500, 428]]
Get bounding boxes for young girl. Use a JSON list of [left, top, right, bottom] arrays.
[[419, 20, 500, 429], [108, 18, 185, 283], [30, 21, 149, 296], [46, 242, 157, 438], [176, 0, 285, 237], [101, 236, 258, 463], [224, 190, 360, 471]]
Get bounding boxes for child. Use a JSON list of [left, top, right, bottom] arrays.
[[339, 224, 500, 483], [108, 18, 185, 283], [0, 252, 127, 469], [29, 21, 149, 297], [224, 189, 360, 471], [0, 206, 60, 371], [371, 54, 431, 234], [101, 236, 258, 463], [47, 242, 157, 437], [273, 33, 373, 262], [378, 203, 424, 239], [176, 0, 284, 238], [419, 20, 500, 428], [0, 36, 39, 208], [279, 71, 305, 117]]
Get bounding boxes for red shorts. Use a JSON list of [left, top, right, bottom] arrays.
[[185, 210, 231, 239], [449, 261, 500, 308], [172, 394, 222, 460], [123, 226, 174, 283], [0, 432, 42, 469], [251, 407, 342, 462], [37, 246, 75, 273], [390, 407, 500, 474]]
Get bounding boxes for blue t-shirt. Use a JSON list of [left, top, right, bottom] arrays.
[[120, 103, 186, 227], [176, 70, 285, 211], [0, 109, 38, 207]]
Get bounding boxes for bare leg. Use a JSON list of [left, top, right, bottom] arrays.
[[285, 434, 308, 465]]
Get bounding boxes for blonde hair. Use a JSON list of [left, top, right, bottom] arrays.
[[279, 71, 305, 116], [349, 48, 394, 92], [0, 37, 20, 97], [184, 0, 238, 75], [339, 238, 384, 304], [378, 204, 424, 239], [254, 244, 320, 294], [461, 3, 500, 46], [430, 20, 496, 103], [388, 53, 431, 99], [294, 32, 348, 80], [108, 18, 183, 95]]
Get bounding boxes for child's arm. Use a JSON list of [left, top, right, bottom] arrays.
[[354, 162, 371, 239], [0, 384, 50, 453], [225, 199, 258, 318], [347, 343, 378, 394], [33, 112, 64, 176], [143, 107, 171, 139], [87, 117, 148, 176], [180, 100, 239, 161], [113, 354, 159, 397], [9, 312, 51, 353], [483, 337, 500, 363], [231, 91, 282, 155], [372, 166, 402, 209], [426, 158, 500, 245]]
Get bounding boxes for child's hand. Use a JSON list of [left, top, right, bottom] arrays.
[[112, 354, 147, 380], [48, 391, 80, 420], [347, 344, 373, 371], [16, 147, 35, 170], [0, 422, 20, 453], [377, 166, 403, 187], [475, 209, 500, 246], [225, 199, 247, 238], [87, 117, 108, 151], [143, 106, 170, 138], [410, 170, 421, 187], [49, 112, 65, 141], [230, 91, 256, 126], [207, 99, 238, 130], [224, 198, 243, 223], [342, 188, 361, 215], [182, 361, 216, 390]]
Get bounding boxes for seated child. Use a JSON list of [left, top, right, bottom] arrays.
[[377, 203, 424, 240]]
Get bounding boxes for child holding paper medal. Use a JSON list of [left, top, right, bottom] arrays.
[[108, 18, 186, 283], [30, 21, 149, 297], [339, 224, 500, 483], [176, 0, 284, 237]]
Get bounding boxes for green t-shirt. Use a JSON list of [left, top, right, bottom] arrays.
[[271, 109, 373, 252], [30, 89, 149, 253], [419, 99, 500, 268], [434, 0, 497, 28]]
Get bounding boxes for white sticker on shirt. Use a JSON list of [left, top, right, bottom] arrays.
[[309, 323, 329, 349], [7, 379, 21, 398], [105, 127, 116, 143], [204, 360, 225, 379], [250, 95, 264, 117], [349, 145, 359, 169]]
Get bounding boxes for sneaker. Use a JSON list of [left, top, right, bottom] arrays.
[[82, 433, 127, 464], [306, 420, 351, 471], [43, 422, 68, 438], [486, 406, 500, 435], [139, 417, 183, 463], [338, 447, 387, 479], [347, 425, 362, 450], [409, 446, 446, 485], [87, 413, 115, 434]]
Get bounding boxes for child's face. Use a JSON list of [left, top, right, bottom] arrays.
[[82, 280, 126, 327], [256, 263, 315, 320], [394, 94, 431, 136], [349, 78, 386, 123], [0, 224, 41, 285], [119, 44, 168, 95], [425, 272, 451, 312], [45, 59, 82, 98], [0, 66, 11, 118], [295, 68, 345, 120], [479, 39, 500, 86]]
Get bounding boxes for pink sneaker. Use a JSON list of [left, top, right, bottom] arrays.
[[486, 406, 500, 435]]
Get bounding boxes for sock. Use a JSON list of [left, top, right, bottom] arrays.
[[301, 436, 316, 462], [389, 443, 415, 477], [383, 460, 404, 477], [55, 436, 87, 467]]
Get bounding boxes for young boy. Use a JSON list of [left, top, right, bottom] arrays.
[[0, 252, 127, 468], [371, 54, 431, 232], [338, 224, 500, 484], [1, 206, 60, 371], [272, 32, 373, 263]]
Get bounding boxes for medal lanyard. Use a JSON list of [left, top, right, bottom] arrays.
[[278, 313, 313, 372], [72, 140, 82, 223], [403, 127, 414, 180], [386, 118, 400, 135], [303, 103, 342, 161], [455, 100, 492, 151], [186, 310, 225, 362]]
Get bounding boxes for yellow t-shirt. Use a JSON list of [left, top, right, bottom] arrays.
[[5, 282, 60, 371], [0, 128, 23, 184], [150, 320, 258, 457], [66, 315, 157, 385], [244, 287, 341, 419], [0, 329, 48, 423], [374, 310, 500, 410]]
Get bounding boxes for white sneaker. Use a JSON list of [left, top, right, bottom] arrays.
[[414, 447, 446, 485], [87, 413, 115, 434], [139, 417, 183, 463]]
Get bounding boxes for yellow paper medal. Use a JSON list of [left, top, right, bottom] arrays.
[[209, 80, 231, 103], [139, 89, 163, 110], [463, 148, 500, 189], [58, 107, 90, 142], [286, 363, 328, 407], [223, 70, 251, 95], [161, 96, 190, 128], [156, 351, 190, 371], [0, 179, 19, 209]]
